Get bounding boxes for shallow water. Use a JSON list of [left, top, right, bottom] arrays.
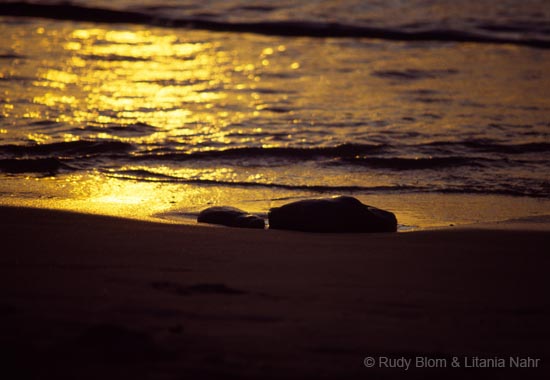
[[1, 1, 549, 228]]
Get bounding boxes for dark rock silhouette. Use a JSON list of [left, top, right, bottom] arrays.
[[197, 206, 265, 229], [268, 196, 397, 232]]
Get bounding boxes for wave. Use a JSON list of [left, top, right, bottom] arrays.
[[130, 143, 545, 169], [106, 169, 549, 198], [0, 157, 67, 173], [105, 169, 429, 193], [372, 68, 459, 80], [1, 140, 545, 170], [0, 139, 545, 196], [132, 143, 387, 161], [1, 2, 549, 49], [85, 122, 159, 136], [0, 140, 134, 157], [423, 140, 550, 154], [0, 53, 26, 59], [334, 156, 496, 170]]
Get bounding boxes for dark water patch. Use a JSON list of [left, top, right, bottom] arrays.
[[372, 68, 458, 81], [336, 156, 496, 170], [107, 169, 176, 181], [485, 122, 534, 131], [230, 5, 278, 12], [405, 89, 442, 96], [487, 123, 507, 131], [29, 119, 59, 126], [259, 71, 300, 79], [130, 143, 388, 162], [191, 12, 220, 19], [134, 78, 206, 86], [135, 4, 200, 12], [0, 53, 25, 59], [86, 122, 158, 136], [0, 2, 153, 24], [81, 53, 151, 62], [460, 100, 487, 108], [425, 140, 550, 154], [0, 157, 66, 173], [0, 140, 135, 157], [0, 75, 32, 82], [366, 120, 390, 128], [233, 87, 295, 95], [514, 104, 549, 111], [421, 113, 443, 119], [412, 97, 453, 104], [521, 70, 543, 81], [214, 130, 290, 141], [259, 107, 292, 113], [478, 21, 550, 36], [2, 2, 550, 49]]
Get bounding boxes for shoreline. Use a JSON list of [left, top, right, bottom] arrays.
[[2, 201, 550, 232], [2, 182, 550, 231], [2, 3, 549, 49], [2, 205, 549, 378]]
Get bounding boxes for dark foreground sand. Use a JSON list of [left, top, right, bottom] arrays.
[[1, 206, 549, 379]]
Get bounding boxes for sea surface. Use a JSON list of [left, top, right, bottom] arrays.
[[1, 0, 549, 228]]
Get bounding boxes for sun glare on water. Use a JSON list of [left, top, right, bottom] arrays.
[[0, 23, 300, 218]]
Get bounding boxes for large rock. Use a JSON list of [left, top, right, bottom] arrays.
[[197, 206, 265, 229], [268, 196, 397, 233]]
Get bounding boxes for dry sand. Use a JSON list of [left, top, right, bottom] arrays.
[[1, 206, 549, 379]]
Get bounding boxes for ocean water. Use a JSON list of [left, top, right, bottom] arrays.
[[1, 0, 549, 228]]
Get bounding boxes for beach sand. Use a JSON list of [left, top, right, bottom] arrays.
[[1, 206, 549, 379]]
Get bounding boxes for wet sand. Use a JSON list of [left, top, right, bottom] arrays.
[[1, 206, 549, 379]]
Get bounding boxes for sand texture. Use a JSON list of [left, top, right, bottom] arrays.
[[1, 206, 549, 379]]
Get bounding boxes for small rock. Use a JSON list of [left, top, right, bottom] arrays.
[[268, 196, 397, 233], [197, 206, 265, 229]]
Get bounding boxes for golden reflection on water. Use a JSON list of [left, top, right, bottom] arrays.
[[2, 20, 549, 226], [65, 28, 228, 129], [1, 23, 278, 215], [8, 25, 264, 135]]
